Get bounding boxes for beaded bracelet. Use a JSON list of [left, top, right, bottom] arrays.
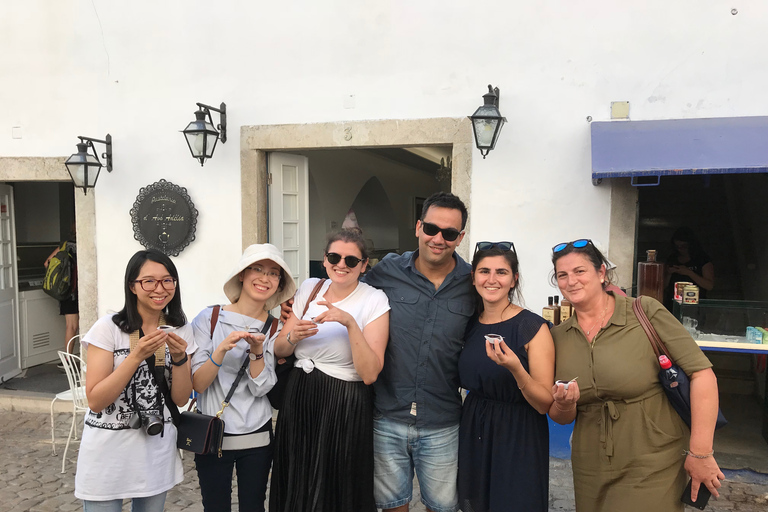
[[683, 449, 714, 459], [208, 353, 222, 367]]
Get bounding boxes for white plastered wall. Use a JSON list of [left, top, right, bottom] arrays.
[[3, 2, 768, 318]]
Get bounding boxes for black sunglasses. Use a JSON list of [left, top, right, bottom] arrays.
[[474, 241, 516, 256], [326, 252, 363, 268], [421, 221, 462, 242], [552, 239, 593, 253]]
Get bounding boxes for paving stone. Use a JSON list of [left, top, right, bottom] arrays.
[[2, 410, 768, 511]]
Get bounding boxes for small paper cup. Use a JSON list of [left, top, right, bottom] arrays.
[[485, 334, 504, 345]]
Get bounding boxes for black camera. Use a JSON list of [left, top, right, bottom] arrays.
[[128, 411, 164, 436]]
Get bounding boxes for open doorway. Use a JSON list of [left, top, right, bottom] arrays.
[[293, 147, 451, 279], [239, 117, 474, 272]]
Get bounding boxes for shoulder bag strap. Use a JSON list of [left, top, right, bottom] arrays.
[[210, 305, 221, 337], [220, 313, 276, 407], [301, 278, 327, 319], [632, 296, 672, 362]]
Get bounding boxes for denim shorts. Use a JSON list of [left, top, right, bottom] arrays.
[[373, 415, 459, 512]]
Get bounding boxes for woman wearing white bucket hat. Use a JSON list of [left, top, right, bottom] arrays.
[[190, 243, 296, 512]]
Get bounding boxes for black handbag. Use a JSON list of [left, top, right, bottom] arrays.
[[633, 297, 727, 430]]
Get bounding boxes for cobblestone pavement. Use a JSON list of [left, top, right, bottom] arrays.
[[2, 411, 767, 511]]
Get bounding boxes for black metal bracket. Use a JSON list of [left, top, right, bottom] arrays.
[[196, 102, 227, 144]]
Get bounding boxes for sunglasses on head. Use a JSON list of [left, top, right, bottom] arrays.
[[326, 252, 363, 268], [474, 241, 516, 256], [421, 221, 462, 242], [552, 239, 593, 253]]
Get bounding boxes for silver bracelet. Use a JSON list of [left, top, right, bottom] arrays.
[[683, 449, 714, 459], [286, 332, 296, 346]]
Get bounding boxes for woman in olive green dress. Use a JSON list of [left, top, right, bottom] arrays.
[[547, 239, 724, 512]]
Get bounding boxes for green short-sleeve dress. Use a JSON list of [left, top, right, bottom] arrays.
[[552, 294, 712, 512]]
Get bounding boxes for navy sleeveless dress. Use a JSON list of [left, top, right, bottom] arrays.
[[458, 309, 549, 512]]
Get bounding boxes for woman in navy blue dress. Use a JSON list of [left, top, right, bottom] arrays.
[[458, 243, 555, 512]]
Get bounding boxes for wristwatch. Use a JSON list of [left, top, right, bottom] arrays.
[[249, 352, 264, 361], [286, 332, 296, 346], [171, 353, 188, 366]]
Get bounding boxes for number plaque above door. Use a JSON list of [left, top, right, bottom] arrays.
[[130, 179, 198, 257]]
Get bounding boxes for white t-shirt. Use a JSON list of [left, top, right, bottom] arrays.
[[74, 315, 197, 501], [292, 278, 390, 382]]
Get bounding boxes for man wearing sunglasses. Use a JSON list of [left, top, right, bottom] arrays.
[[364, 191, 473, 512]]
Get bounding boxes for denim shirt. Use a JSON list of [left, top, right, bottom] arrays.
[[364, 250, 474, 427]]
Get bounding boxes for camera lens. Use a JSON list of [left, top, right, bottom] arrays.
[[143, 414, 164, 436]]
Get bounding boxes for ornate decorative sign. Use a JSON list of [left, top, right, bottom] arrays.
[[130, 179, 198, 257]]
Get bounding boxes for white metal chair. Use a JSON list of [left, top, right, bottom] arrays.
[[51, 350, 88, 473]]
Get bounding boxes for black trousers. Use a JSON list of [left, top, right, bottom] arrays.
[[195, 436, 273, 512]]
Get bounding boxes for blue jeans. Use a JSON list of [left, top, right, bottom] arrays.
[[82, 492, 167, 512], [373, 415, 459, 512]]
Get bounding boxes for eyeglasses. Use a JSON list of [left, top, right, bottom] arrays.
[[326, 252, 363, 268], [133, 278, 177, 292], [474, 241, 516, 256], [421, 221, 462, 242], [244, 265, 282, 280], [552, 239, 593, 253]]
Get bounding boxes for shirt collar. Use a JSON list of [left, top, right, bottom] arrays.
[[564, 290, 627, 330]]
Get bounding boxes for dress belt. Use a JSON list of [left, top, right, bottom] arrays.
[[581, 386, 664, 458], [221, 431, 271, 451]]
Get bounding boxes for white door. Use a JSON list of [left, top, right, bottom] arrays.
[[0, 183, 21, 382], [268, 152, 309, 288]]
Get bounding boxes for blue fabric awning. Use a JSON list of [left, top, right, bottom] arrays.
[[591, 116, 768, 180]]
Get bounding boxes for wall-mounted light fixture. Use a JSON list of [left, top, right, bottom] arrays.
[[182, 102, 227, 166], [468, 85, 506, 158], [64, 134, 113, 194]]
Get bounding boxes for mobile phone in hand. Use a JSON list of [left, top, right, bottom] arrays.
[[680, 479, 711, 510]]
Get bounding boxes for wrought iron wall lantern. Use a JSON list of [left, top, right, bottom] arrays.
[[64, 134, 113, 194], [182, 102, 227, 166], [468, 85, 506, 158]]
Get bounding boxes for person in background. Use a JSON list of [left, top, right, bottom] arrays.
[[549, 239, 723, 511], [191, 243, 296, 512], [665, 227, 714, 309], [44, 224, 79, 353], [270, 229, 390, 512], [458, 242, 554, 512], [74, 250, 196, 512]]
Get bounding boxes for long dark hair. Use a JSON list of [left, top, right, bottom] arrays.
[[471, 247, 524, 314], [112, 250, 187, 333]]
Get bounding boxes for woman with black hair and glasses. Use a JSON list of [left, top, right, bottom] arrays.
[[270, 229, 390, 512], [75, 250, 197, 512], [457, 242, 554, 512], [549, 239, 723, 512]]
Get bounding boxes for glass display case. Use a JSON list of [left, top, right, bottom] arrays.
[[672, 299, 768, 353]]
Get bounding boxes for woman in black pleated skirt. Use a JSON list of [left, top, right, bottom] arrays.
[[270, 230, 391, 512]]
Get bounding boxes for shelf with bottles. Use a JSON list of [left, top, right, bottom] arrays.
[[672, 299, 768, 353]]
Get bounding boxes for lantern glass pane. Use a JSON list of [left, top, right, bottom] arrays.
[[205, 132, 219, 157], [186, 132, 206, 157], [473, 118, 499, 148]]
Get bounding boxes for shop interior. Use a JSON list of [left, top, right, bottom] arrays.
[[636, 173, 768, 472], [3, 181, 73, 372]]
